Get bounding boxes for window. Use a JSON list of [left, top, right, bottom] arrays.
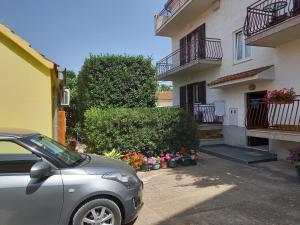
[[29, 135, 85, 167], [234, 30, 251, 63], [0, 141, 41, 174]]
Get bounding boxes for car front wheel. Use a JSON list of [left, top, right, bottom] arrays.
[[73, 199, 122, 225]]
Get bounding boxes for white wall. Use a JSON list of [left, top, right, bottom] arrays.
[[170, 0, 300, 128]]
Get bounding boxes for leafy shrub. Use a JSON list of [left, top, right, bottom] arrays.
[[83, 107, 199, 155], [77, 54, 157, 124], [104, 149, 123, 160]]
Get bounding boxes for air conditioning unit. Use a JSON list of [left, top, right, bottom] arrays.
[[61, 88, 70, 106]]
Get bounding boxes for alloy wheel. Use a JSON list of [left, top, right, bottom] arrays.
[[82, 206, 115, 225]]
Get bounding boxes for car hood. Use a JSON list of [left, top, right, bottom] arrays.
[[80, 154, 137, 176]]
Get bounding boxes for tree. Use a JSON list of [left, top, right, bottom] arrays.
[[77, 54, 157, 123], [65, 70, 78, 136], [158, 83, 173, 91]]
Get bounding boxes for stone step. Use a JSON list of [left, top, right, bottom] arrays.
[[198, 123, 223, 131], [200, 138, 224, 146]]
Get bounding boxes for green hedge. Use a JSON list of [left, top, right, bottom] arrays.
[[83, 108, 199, 154], [77, 55, 157, 124]]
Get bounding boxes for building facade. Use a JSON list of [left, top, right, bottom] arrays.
[[156, 91, 173, 107], [155, 0, 300, 159], [0, 23, 68, 143]]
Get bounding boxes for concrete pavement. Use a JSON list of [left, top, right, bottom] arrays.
[[135, 154, 300, 225]]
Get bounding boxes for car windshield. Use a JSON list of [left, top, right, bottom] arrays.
[[29, 135, 85, 167]]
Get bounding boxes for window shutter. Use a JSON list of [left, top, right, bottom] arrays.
[[197, 24, 206, 59], [187, 84, 194, 115], [180, 37, 187, 66], [180, 86, 187, 109], [198, 81, 207, 104]]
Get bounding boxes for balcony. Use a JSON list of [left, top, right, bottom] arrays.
[[244, 0, 300, 47], [156, 38, 222, 81], [246, 96, 300, 142], [154, 0, 218, 37]]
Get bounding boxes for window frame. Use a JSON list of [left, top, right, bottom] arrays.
[[233, 29, 252, 64], [0, 140, 42, 175]]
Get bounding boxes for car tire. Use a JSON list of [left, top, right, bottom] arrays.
[[73, 198, 122, 225]]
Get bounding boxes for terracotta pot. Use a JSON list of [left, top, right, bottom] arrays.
[[161, 161, 168, 169]]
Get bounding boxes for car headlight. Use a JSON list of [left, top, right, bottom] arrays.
[[102, 172, 140, 189]]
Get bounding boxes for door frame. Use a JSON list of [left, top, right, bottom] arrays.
[[246, 90, 269, 147]]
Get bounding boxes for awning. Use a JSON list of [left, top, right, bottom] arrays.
[[208, 65, 274, 88]]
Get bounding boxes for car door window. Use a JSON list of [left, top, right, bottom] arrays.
[[0, 141, 41, 174]]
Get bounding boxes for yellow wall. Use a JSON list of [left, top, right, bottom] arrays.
[[0, 33, 53, 137]]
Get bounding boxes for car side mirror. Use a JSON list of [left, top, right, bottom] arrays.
[[30, 161, 52, 179]]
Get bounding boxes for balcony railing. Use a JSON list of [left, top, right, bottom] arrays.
[[166, 103, 223, 124], [246, 96, 300, 131], [156, 38, 222, 77], [244, 0, 300, 37], [155, 0, 189, 31]]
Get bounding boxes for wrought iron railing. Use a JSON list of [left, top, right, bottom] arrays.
[[155, 0, 189, 31], [244, 0, 300, 37], [166, 103, 223, 124], [246, 96, 300, 131], [156, 38, 222, 77]]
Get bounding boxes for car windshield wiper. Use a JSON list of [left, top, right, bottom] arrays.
[[71, 153, 90, 167]]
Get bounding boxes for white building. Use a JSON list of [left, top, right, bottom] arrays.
[[155, 0, 300, 160]]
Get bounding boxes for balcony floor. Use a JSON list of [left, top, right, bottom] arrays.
[[247, 129, 300, 143], [158, 59, 221, 81], [245, 14, 300, 47]]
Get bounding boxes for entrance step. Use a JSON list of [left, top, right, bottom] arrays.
[[200, 138, 224, 146], [200, 144, 277, 164], [198, 123, 223, 131]]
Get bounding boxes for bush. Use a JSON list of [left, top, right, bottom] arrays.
[[77, 54, 157, 124], [83, 107, 199, 155]]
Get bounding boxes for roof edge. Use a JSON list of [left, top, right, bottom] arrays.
[[0, 23, 56, 71]]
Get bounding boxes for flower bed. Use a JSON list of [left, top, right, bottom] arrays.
[[104, 147, 200, 172]]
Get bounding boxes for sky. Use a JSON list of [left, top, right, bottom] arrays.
[[0, 0, 171, 73]]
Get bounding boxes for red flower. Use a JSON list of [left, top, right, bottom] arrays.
[[179, 147, 187, 154]]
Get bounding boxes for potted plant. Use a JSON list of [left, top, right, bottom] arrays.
[[265, 88, 296, 104], [104, 149, 123, 160], [161, 157, 168, 169], [287, 147, 300, 181], [140, 156, 149, 172], [122, 152, 144, 171], [168, 158, 177, 168], [147, 157, 159, 170], [181, 153, 192, 166], [153, 157, 161, 170], [190, 150, 200, 165]]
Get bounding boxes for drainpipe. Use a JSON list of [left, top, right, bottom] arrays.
[[54, 66, 66, 141], [53, 80, 59, 141]]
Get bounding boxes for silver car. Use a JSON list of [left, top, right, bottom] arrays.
[[0, 129, 143, 225]]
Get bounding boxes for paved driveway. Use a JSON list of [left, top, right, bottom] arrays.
[[135, 154, 300, 225]]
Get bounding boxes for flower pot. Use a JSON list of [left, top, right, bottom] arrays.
[[297, 167, 300, 181], [148, 164, 153, 170], [161, 161, 168, 169], [141, 164, 149, 172], [191, 159, 197, 166], [181, 158, 192, 166], [153, 163, 160, 170], [168, 160, 177, 168]]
